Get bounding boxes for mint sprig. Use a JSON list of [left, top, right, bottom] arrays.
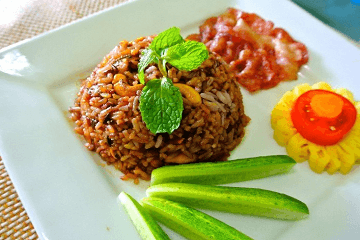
[[138, 27, 209, 134], [138, 48, 156, 84], [149, 27, 185, 55], [164, 40, 209, 71], [140, 77, 183, 134]]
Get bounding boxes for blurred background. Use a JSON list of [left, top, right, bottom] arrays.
[[292, 0, 359, 42]]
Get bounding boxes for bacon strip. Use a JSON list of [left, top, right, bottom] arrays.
[[187, 8, 309, 92]]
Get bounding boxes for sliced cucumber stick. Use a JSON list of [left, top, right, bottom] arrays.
[[147, 183, 309, 220], [141, 197, 253, 240], [151, 155, 296, 186], [118, 192, 170, 240]]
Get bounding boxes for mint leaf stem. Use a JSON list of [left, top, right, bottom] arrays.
[[158, 59, 168, 78]]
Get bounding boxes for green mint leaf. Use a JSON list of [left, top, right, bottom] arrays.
[[138, 48, 157, 84], [140, 77, 183, 134], [165, 40, 209, 71], [149, 27, 185, 54]]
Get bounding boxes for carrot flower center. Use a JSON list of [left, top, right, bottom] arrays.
[[310, 93, 344, 118]]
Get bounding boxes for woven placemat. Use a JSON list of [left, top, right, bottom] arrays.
[[0, 1, 130, 239]]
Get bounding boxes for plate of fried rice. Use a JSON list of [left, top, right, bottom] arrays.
[[0, 0, 359, 239]]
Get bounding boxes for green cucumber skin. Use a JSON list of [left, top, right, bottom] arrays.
[[146, 183, 309, 220], [151, 155, 296, 186], [118, 192, 170, 240], [141, 197, 253, 240]]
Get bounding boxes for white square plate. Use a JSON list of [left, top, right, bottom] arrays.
[[1, 0, 359, 239]]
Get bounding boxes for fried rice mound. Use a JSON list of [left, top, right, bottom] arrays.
[[69, 36, 250, 183]]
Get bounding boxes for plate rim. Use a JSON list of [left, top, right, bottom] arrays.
[[1, 0, 359, 239]]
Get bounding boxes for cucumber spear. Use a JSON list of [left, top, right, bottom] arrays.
[[147, 183, 309, 220], [141, 197, 253, 240], [118, 192, 170, 240], [151, 155, 296, 186]]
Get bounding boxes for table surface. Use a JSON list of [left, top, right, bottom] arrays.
[[0, 0, 358, 239]]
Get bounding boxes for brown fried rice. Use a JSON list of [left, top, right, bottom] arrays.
[[69, 36, 250, 183]]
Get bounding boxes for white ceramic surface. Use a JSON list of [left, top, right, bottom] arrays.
[[0, 0, 359, 239]]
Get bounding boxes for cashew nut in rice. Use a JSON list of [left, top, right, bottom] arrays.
[[165, 153, 195, 164], [114, 80, 144, 97], [174, 83, 202, 107]]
